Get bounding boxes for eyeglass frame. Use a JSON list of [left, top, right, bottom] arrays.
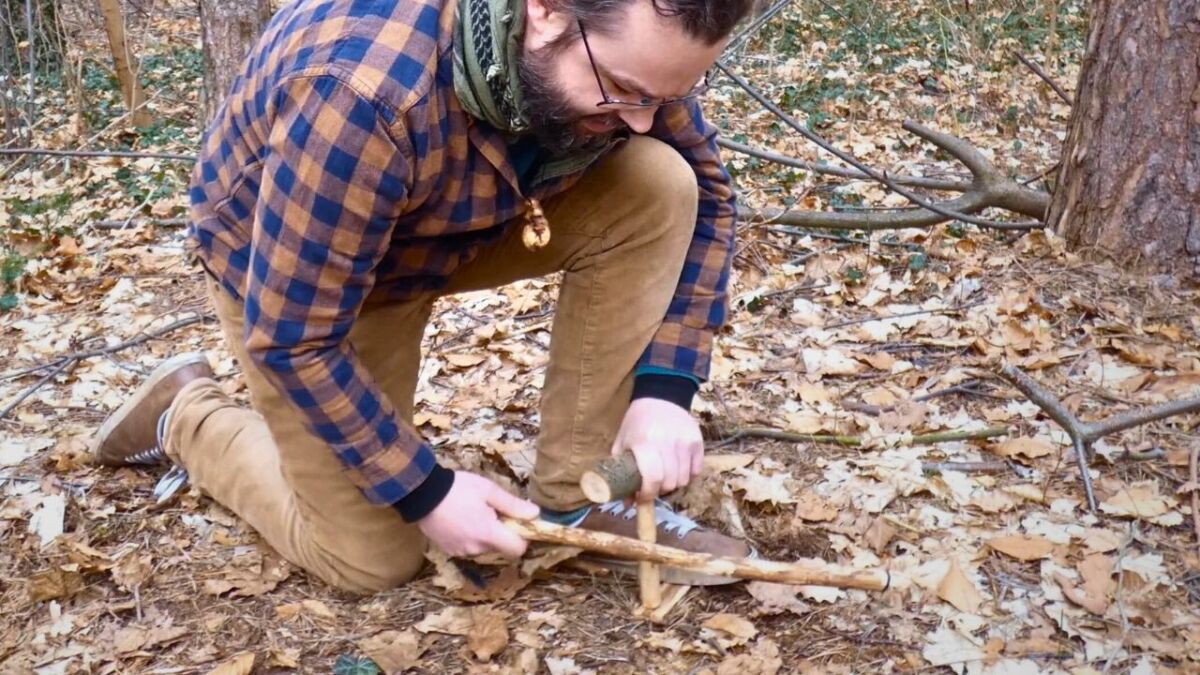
[[576, 19, 712, 109]]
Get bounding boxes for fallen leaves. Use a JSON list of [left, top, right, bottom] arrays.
[[358, 631, 424, 674], [205, 652, 255, 675], [936, 558, 983, 613], [1100, 481, 1183, 525], [989, 436, 1054, 461], [986, 535, 1054, 561], [414, 605, 510, 661]]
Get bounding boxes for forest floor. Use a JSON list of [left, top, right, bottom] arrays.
[[2, 1, 1198, 673]]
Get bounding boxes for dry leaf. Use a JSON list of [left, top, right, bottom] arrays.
[[733, 468, 796, 505], [802, 347, 865, 377], [1145, 373, 1200, 399], [990, 437, 1054, 461], [937, 558, 983, 613], [793, 491, 837, 522], [111, 553, 153, 591], [703, 453, 756, 474], [275, 602, 302, 620], [744, 581, 809, 616], [113, 626, 148, 654], [301, 598, 337, 620], [1077, 553, 1115, 613], [467, 607, 509, 661], [415, 606, 474, 635], [702, 613, 758, 640], [359, 630, 424, 673], [267, 648, 301, 669], [1079, 528, 1121, 554], [923, 626, 984, 668], [986, 535, 1054, 561], [1100, 481, 1181, 525], [715, 637, 782, 675], [1053, 572, 1106, 615], [205, 652, 255, 675], [863, 516, 897, 554], [28, 567, 84, 602], [445, 353, 487, 368]]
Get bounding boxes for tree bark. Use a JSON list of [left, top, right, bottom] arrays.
[[1048, 0, 1200, 280], [198, 0, 272, 124], [98, 0, 153, 128]]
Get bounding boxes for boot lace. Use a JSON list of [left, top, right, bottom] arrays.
[[598, 499, 700, 539]]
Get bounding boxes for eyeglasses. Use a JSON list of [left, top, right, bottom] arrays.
[[577, 20, 711, 109]]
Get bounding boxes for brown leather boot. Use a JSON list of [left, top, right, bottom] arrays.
[[547, 499, 756, 585], [91, 353, 213, 466]]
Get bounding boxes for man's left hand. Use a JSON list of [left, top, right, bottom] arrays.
[[612, 398, 704, 501]]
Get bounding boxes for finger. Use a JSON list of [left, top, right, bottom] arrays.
[[489, 519, 529, 558], [485, 482, 541, 519], [660, 444, 681, 494], [675, 441, 694, 489], [690, 437, 705, 480], [634, 445, 664, 500]]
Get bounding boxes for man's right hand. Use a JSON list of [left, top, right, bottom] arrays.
[[416, 471, 540, 558]]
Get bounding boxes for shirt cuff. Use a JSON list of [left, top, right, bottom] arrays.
[[631, 373, 699, 411], [391, 463, 455, 522]]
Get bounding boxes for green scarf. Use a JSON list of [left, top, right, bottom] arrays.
[[453, 0, 529, 134]]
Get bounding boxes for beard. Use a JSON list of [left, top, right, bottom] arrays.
[[517, 42, 622, 156]]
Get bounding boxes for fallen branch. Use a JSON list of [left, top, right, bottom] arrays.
[[504, 517, 890, 591], [588, 426, 1009, 500], [716, 60, 1047, 230], [94, 218, 189, 229], [1013, 51, 1074, 105], [922, 460, 1010, 474], [823, 300, 988, 329], [717, 137, 971, 192], [1, 314, 210, 382], [0, 147, 195, 162], [1190, 446, 1199, 557], [0, 358, 78, 422], [996, 362, 1200, 513], [843, 379, 1002, 416]]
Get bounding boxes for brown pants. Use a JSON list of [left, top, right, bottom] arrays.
[[163, 137, 700, 593]]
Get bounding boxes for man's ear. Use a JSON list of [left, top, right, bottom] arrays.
[[525, 0, 573, 48]]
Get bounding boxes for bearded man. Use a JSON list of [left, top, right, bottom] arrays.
[[91, 0, 756, 594]]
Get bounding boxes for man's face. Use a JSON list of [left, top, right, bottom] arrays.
[[520, 0, 725, 155]]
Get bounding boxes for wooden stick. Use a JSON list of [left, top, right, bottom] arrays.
[[503, 517, 890, 591], [637, 499, 661, 610]]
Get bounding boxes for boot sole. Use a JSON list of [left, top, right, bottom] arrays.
[[91, 353, 210, 464]]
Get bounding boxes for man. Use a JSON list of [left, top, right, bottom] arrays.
[[91, 0, 756, 594]]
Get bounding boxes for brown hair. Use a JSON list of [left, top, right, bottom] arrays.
[[553, 0, 757, 45]]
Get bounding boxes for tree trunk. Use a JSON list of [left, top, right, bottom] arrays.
[[97, 0, 153, 128], [198, 0, 272, 124], [1048, 0, 1200, 281]]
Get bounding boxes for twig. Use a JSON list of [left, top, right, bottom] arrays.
[[1013, 51, 1073, 105], [0, 357, 77, 421], [0, 147, 195, 161], [717, 137, 971, 192], [921, 460, 1010, 474], [0, 314, 209, 382], [723, 0, 794, 54], [766, 226, 923, 251], [1190, 445, 1199, 557], [717, 425, 1007, 447], [94, 218, 188, 229], [715, 60, 1046, 230], [996, 363, 1200, 513], [911, 427, 1008, 444], [823, 300, 988, 329]]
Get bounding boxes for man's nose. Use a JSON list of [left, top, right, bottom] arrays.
[[618, 106, 657, 133]]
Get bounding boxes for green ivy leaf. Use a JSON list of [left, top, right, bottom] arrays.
[[332, 654, 380, 675]]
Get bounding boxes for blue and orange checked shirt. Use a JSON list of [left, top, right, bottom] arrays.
[[187, 0, 738, 511]]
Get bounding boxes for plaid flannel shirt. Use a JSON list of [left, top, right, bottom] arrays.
[[187, 0, 738, 511]]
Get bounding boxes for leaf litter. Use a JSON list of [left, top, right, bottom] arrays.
[[2, 0, 1198, 673]]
